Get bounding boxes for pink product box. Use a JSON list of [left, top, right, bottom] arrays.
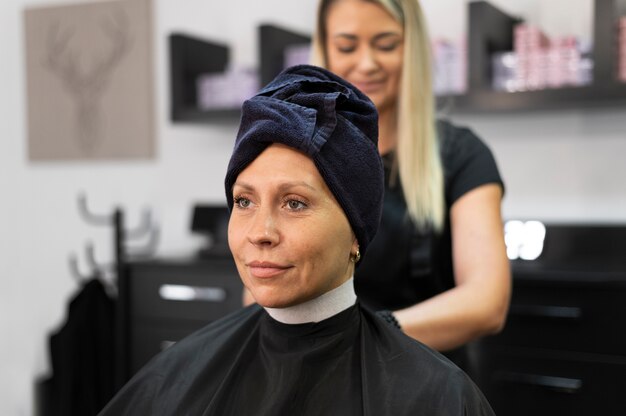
[[552, 36, 578, 49], [514, 24, 551, 53], [492, 51, 521, 92], [196, 69, 260, 110], [550, 38, 583, 87], [493, 31, 591, 91]]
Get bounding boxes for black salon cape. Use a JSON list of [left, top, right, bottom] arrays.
[[39, 278, 116, 416], [99, 303, 494, 416]]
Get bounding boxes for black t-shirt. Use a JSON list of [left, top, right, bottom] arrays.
[[355, 119, 504, 312], [354, 120, 503, 370]]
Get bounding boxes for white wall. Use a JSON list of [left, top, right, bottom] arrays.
[[1, 0, 625, 415], [423, 0, 595, 42]]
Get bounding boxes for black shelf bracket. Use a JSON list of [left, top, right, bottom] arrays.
[[258, 24, 310, 87], [467, 1, 522, 91], [169, 33, 230, 121], [593, 0, 617, 86]]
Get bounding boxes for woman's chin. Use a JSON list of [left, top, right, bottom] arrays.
[[253, 291, 314, 309], [251, 291, 293, 309]]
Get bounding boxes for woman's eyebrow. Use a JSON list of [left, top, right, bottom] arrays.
[[372, 32, 402, 42], [233, 181, 317, 192], [232, 181, 255, 191], [332, 33, 358, 41], [332, 32, 401, 41], [277, 181, 317, 192]]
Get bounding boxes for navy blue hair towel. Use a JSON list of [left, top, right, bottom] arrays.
[[224, 65, 384, 258]]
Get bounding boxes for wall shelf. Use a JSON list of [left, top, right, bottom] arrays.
[[443, 0, 626, 114], [440, 83, 626, 113], [169, 25, 310, 123], [259, 24, 311, 87], [169, 33, 241, 122]]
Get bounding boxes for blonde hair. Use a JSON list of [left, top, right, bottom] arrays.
[[312, 0, 444, 231]]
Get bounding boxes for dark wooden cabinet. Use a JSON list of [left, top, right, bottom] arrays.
[[479, 347, 626, 415], [119, 256, 243, 377], [474, 224, 626, 415]]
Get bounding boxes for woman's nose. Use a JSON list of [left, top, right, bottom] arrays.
[[247, 208, 279, 247], [356, 47, 379, 72]]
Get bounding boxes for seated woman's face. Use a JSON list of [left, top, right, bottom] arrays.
[[228, 143, 356, 308]]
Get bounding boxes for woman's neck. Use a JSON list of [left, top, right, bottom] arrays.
[[377, 107, 397, 155], [264, 277, 356, 324]]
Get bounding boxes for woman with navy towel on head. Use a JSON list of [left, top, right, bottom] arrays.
[[98, 65, 495, 416]]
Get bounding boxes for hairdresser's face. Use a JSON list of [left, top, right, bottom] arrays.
[[228, 144, 357, 308], [325, 0, 404, 115]]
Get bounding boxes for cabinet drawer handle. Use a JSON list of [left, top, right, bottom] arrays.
[[159, 284, 227, 302], [510, 305, 582, 320], [494, 371, 582, 394]]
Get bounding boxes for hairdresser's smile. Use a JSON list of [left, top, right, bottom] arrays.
[[350, 78, 387, 94]]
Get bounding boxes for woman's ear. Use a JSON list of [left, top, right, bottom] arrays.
[[350, 239, 361, 264]]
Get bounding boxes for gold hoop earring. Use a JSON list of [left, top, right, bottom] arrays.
[[351, 248, 361, 263]]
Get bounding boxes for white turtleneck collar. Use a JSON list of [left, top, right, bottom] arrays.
[[264, 277, 356, 324]]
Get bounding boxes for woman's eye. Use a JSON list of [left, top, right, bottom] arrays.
[[337, 46, 356, 53], [377, 41, 400, 52], [234, 197, 251, 209], [286, 199, 307, 211], [333, 41, 356, 54]]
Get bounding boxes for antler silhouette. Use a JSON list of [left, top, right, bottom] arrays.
[[45, 22, 80, 92], [91, 10, 131, 85], [44, 10, 131, 152]]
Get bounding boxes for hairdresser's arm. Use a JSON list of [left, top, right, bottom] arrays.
[[393, 183, 511, 351]]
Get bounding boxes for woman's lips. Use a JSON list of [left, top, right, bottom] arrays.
[[351, 80, 385, 93], [247, 261, 293, 278]]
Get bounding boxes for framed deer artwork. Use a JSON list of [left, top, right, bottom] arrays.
[[24, 0, 154, 161]]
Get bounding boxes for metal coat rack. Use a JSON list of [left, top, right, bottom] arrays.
[[71, 192, 159, 388]]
